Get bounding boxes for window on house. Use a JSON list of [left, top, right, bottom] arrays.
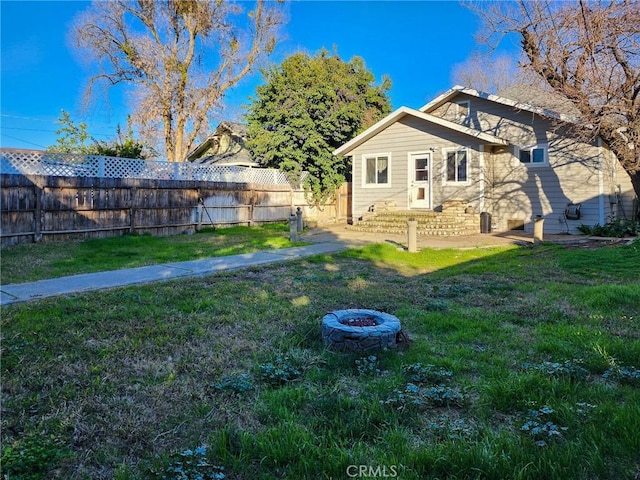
[[518, 145, 547, 165], [364, 154, 389, 185], [446, 149, 468, 183], [456, 101, 470, 125]]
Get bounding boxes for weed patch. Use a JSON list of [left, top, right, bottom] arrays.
[[150, 446, 225, 480], [1, 433, 73, 480]]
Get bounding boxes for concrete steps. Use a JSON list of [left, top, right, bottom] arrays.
[[347, 207, 480, 236]]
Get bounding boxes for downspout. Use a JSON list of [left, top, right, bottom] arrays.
[[597, 138, 605, 225], [478, 145, 485, 212]]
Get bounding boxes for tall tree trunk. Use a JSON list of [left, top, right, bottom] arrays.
[[163, 109, 174, 162], [629, 171, 640, 220], [74, 0, 284, 162]]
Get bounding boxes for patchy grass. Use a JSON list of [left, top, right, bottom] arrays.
[[2, 241, 639, 479], [341, 242, 517, 275], [0, 224, 304, 284]]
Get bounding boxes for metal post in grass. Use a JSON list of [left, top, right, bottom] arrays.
[[533, 215, 544, 244], [407, 218, 417, 252], [289, 214, 298, 242]]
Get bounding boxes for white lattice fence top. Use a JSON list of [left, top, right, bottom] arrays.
[[0, 149, 294, 185]]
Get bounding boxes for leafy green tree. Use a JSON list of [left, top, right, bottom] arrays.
[[93, 120, 149, 159], [48, 110, 93, 154], [246, 50, 392, 204], [48, 111, 148, 159]]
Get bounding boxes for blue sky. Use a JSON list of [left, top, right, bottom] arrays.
[[1, 0, 499, 152]]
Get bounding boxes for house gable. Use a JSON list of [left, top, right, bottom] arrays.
[[333, 106, 508, 158], [428, 91, 558, 151], [420, 85, 581, 125], [187, 121, 258, 167], [346, 113, 498, 217]]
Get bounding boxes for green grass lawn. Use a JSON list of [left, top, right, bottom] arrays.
[[0, 224, 304, 284], [2, 240, 639, 479]]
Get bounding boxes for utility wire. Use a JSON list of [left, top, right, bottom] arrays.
[[2, 126, 59, 133], [0, 113, 54, 123], [0, 132, 48, 148], [1, 126, 111, 137], [1, 114, 114, 137]]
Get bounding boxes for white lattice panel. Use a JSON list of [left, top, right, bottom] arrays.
[[1, 150, 96, 176], [0, 149, 295, 185]]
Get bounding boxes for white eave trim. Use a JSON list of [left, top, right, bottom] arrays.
[[186, 135, 216, 161], [419, 85, 579, 124], [333, 106, 508, 157]]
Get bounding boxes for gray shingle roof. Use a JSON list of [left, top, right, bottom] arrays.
[[497, 84, 582, 118]]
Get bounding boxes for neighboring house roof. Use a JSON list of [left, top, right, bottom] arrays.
[[190, 150, 258, 167], [187, 121, 259, 167], [420, 85, 581, 124], [333, 106, 509, 157]]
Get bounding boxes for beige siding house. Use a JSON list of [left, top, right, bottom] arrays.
[[187, 122, 259, 167], [334, 86, 635, 234]]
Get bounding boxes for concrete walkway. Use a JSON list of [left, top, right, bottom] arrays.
[[0, 243, 348, 306], [0, 224, 582, 306]]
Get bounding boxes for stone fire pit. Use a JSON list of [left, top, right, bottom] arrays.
[[321, 309, 401, 352]]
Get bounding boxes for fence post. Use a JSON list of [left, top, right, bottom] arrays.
[[34, 179, 43, 243], [195, 204, 202, 231], [97, 156, 106, 177], [130, 186, 137, 234], [249, 188, 255, 226]]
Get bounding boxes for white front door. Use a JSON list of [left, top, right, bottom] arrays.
[[409, 152, 431, 209]]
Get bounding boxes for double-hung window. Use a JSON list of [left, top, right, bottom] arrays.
[[518, 144, 548, 165], [363, 154, 390, 186], [445, 149, 468, 183]]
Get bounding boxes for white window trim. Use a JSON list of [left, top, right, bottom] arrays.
[[515, 144, 549, 167], [361, 152, 392, 188], [441, 147, 471, 185]]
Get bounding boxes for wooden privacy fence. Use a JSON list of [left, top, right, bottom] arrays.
[[0, 174, 350, 246]]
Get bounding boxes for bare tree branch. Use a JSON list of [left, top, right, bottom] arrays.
[[73, 0, 285, 161], [470, 0, 640, 198]]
